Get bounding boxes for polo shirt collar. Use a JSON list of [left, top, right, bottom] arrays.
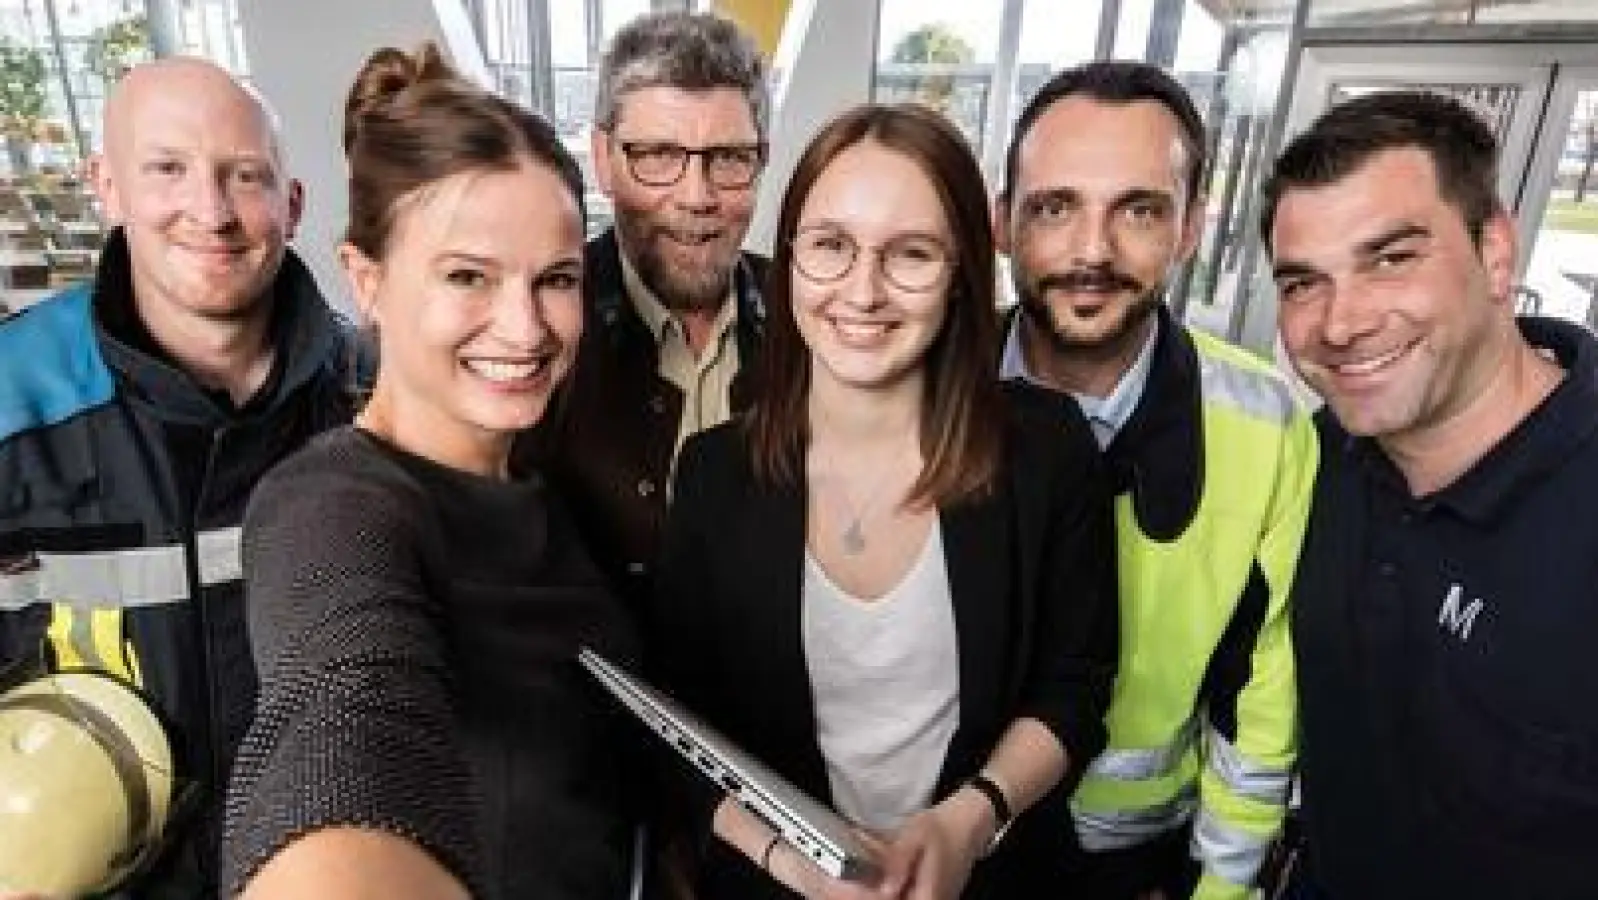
[[1348, 316, 1598, 524]]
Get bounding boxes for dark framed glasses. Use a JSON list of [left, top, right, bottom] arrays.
[[791, 225, 953, 293], [615, 140, 767, 190]]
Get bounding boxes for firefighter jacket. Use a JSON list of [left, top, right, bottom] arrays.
[[0, 230, 361, 898]]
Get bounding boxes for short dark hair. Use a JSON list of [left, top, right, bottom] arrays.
[[748, 104, 1003, 507], [342, 42, 585, 260], [1002, 60, 1206, 205], [1261, 90, 1502, 253]]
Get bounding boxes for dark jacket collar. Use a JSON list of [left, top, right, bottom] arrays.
[[91, 227, 345, 426], [998, 301, 1204, 541], [584, 226, 767, 361], [1104, 303, 1205, 541]]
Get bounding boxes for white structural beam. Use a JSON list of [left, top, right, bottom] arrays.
[[238, 0, 489, 311], [746, 0, 880, 255]]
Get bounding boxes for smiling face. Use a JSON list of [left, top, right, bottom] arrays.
[[342, 162, 585, 472], [1272, 146, 1517, 441], [592, 86, 761, 313], [1001, 96, 1199, 359], [94, 60, 302, 324], [790, 140, 954, 394]]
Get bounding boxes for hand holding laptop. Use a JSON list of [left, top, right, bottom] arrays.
[[740, 793, 993, 900], [717, 798, 894, 899]]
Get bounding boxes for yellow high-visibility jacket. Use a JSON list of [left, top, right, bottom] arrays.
[[1064, 317, 1317, 900]]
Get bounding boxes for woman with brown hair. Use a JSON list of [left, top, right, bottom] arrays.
[[221, 45, 638, 899], [649, 103, 1118, 900]]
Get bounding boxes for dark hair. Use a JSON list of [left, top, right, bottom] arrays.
[[747, 104, 1003, 508], [1003, 60, 1206, 206], [594, 11, 769, 136], [1261, 90, 1501, 252], [342, 42, 585, 260]]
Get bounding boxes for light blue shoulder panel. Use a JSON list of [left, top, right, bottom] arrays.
[[0, 284, 115, 445]]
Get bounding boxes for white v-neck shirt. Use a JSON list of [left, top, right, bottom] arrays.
[[801, 520, 959, 832]]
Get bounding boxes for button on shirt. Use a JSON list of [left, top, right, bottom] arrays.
[[1293, 316, 1598, 900], [620, 247, 740, 462], [999, 311, 1159, 449]]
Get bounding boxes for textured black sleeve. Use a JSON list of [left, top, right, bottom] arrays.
[[221, 443, 483, 896], [1016, 404, 1120, 785]]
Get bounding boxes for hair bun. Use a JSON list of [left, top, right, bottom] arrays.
[[343, 42, 456, 153]]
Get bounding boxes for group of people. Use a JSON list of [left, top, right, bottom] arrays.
[[1, 8, 1594, 900]]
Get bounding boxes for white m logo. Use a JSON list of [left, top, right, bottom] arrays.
[[1437, 583, 1485, 642]]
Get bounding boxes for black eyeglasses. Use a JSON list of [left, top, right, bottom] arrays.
[[615, 140, 767, 189], [791, 225, 953, 293]]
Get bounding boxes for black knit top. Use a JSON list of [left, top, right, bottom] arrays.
[[223, 427, 640, 899]]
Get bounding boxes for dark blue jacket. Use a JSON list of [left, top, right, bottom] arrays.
[[0, 229, 361, 898]]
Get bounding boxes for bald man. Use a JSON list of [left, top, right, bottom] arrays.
[[0, 58, 361, 899]]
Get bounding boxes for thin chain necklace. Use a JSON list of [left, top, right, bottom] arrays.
[[817, 439, 914, 557]]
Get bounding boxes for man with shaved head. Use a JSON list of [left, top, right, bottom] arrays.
[[0, 58, 360, 898]]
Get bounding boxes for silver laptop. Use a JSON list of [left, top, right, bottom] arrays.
[[578, 646, 881, 883]]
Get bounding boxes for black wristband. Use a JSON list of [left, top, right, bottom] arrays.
[[962, 773, 1013, 856]]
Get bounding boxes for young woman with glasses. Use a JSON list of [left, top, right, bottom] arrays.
[[648, 104, 1119, 900]]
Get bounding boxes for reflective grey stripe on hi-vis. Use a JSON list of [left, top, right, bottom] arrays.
[[1192, 807, 1272, 885], [0, 526, 245, 611], [1070, 785, 1198, 851], [1205, 726, 1292, 806], [1199, 354, 1293, 425], [1083, 717, 1197, 781]]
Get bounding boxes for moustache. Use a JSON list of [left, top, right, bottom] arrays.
[[1034, 268, 1144, 296]]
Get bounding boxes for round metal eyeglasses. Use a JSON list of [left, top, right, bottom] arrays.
[[791, 225, 953, 293]]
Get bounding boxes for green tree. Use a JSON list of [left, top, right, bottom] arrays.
[[0, 37, 48, 176], [889, 24, 975, 115], [890, 23, 976, 65], [85, 15, 151, 88]]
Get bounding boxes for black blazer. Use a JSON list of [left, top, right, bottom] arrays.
[[647, 383, 1119, 899]]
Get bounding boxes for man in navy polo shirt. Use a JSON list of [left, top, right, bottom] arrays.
[[1262, 90, 1598, 899]]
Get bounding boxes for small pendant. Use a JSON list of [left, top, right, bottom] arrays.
[[841, 519, 867, 555]]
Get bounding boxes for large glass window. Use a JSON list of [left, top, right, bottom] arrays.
[[1012, 0, 1101, 140], [1, 0, 158, 313], [1310, 0, 1598, 27], [475, 0, 689, 235], [1524, 84, 1598, 326], [872, 0, 1005, 157]]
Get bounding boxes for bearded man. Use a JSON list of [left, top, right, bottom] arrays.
[[517, 11, 770, 608], [996, 61, 1317, 900]]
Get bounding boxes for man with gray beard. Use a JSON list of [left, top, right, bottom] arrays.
[[516, 11, 770, 609]]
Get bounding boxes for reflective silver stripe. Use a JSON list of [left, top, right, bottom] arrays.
[[1192, 807, 1272, 885], [1199, 354, 1293, 425], [1084, 717, 1198, 781], [1205, 726, 1292, 806], [1071, 785, 1198, 851], [0, 546, 188, 610], [196, 525, 243, 586], [0, 526, 243, 611]]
